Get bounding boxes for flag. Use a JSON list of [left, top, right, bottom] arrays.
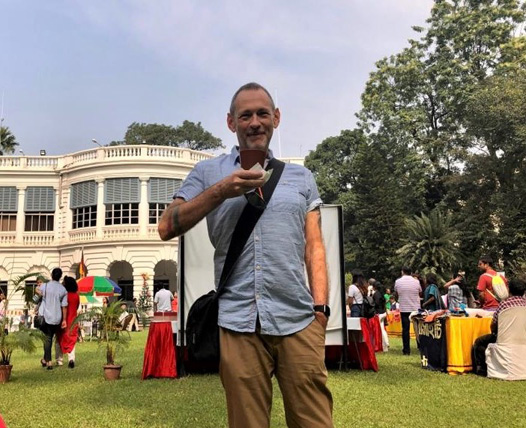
[[79, 248, 87, 279]]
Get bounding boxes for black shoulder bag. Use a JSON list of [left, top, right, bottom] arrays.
[[186, 159, 285, 362]]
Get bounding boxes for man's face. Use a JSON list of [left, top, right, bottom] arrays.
[[477, 261, 488, 272], [227, 89, 280, 152]]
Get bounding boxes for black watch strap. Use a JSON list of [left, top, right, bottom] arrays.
[[313, 304, 330, 317]]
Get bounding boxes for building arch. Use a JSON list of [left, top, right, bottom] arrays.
[[153, 260, 177, 294]]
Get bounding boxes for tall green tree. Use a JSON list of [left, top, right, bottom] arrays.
[[307, 0, 526, 283], [0, 126, 18, 155], [395, 209, 463, 284], [174, 120, 224, 151], [450, 70, 526, 270], [113, 121, 224, 151]]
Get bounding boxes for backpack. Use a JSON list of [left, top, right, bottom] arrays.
[[484, 273, 509, 302], [360, 294, 376, 319]]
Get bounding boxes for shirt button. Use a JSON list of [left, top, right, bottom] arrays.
[[256, 294, 260, 300], [256, 265, 261, 270], [254, 236, 259, 241]]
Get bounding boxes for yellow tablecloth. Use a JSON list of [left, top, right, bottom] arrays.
[[385, 311, 415, 338], [446, 316, 492, 375]]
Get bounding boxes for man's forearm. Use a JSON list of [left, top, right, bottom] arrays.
[[159, 184, 225, 240], [305, 210, 329, 305]]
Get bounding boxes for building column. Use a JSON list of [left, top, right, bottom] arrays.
[[139, 176, 149, 237], [15, 186, 26, 244], [96, 178, 105, 239]]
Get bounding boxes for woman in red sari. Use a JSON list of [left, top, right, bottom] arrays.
[[56, 276, 80, 368]]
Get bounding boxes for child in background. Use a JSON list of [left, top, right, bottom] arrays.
[[389, 295, 399, 311], [384, 288, 392, 311]]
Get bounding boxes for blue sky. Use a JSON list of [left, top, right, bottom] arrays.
[[1, 1, 433, 158]]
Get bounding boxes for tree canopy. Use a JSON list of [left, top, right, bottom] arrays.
[[306, 0, 526, 284], [0, 126, 18, 155], [111, 120, 224, 151]]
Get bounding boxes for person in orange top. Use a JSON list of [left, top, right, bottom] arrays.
[[476, 255, 507, 311]]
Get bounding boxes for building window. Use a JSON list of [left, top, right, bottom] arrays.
[[104, 178, 140, 226], [73, 206, 97, 229], [149, 203, 168, 224], [118, 280, 134, 301], [0, 281, 7, 296], [71, 181, 97, 229], [1, 186, 18, 231], [105, 203, 139, 225], [0, 213, 16, 231], [25, 186, 55, 231], [25, 213, 54, 232], [148, 178, 181, 224], [24, 281, 39, 302]]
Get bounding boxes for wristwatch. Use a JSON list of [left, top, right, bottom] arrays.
[[314, 305, 330, 318]]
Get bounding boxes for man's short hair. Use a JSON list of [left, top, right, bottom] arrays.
[[479, 255, 493, 266], [401, 266, 412, 275], [51, 268, 62, 281], [229, 82, 275, 115], [508, 277, 526, 297]]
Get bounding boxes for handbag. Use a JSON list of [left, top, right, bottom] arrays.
[[34, 314, 45, 329], [186, 158, 285, 362]]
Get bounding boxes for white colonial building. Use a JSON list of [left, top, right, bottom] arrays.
[[0, 145, 215, 312]]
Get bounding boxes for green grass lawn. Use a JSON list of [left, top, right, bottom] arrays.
[[1, 331, 525, 428]]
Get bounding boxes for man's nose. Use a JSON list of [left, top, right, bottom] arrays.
[[249, 114, 261, 127]]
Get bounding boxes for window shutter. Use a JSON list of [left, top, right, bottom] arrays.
[[148, 178, 182, 203], [104, 178, 140, 204], [0, 187, 17, 212], [25, 187, 55, 212], [70, 181, 97, 209]]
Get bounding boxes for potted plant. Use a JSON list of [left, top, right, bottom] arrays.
[[74, 300, 131, 380], [0, 273, 45, 383]]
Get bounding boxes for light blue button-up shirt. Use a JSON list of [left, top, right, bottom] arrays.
[[38, 280, 68, 325], [177, 146, 322, 335]]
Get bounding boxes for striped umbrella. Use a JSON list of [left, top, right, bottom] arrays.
[[77, 276, 122, 296]]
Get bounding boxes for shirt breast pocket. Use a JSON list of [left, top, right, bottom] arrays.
[[269, 183, 301, 213]]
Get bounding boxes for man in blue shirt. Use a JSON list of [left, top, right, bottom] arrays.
[[159, 82, 333, 428], [38, 267, 68, 370]]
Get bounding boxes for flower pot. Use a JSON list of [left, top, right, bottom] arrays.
[[0, 365, 13, 384], [103, 364, 122, 381]]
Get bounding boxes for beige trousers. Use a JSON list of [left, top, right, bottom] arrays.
[[219, 320, 333, 428]]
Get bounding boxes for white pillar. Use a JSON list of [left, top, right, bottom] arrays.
[[96, 179, 105, 239], [15, 186, 26, 244], [139, 176, 149, 237]]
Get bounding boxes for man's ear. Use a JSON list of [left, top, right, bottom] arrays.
[[227, 113, 236, 133], [273, 108, 281, 128]]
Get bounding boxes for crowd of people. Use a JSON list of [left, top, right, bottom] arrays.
[[345, 256, 526, 380]]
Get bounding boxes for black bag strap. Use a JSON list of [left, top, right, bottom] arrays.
[[216, 158, 285, 296]]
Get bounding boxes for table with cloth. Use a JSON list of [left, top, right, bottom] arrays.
[[414, 314, 492, 375], [324, 316, 381, 371], [141, 312, 177, 379], [385, 310, 415, 338]]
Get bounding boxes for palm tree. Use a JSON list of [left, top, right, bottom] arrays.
[[396, 209, 463, 284], [0, 126, 18, 155]]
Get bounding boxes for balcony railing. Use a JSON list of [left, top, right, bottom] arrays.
[[0, 145, 215, 172]]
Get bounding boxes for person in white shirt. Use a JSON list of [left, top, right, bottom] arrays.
[[154, 286, 173, 312], [394, 266, 422, 355]]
